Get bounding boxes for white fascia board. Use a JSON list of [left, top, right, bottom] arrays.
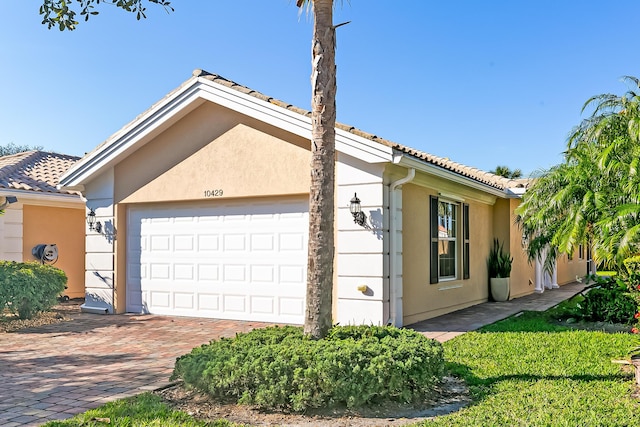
[[0, 189, 84, 208], [59, 77, 204, 188], [335, 128, 393, 163], [505, 187, 526, 198], [394, 154, 507, 198], [60, 76, 394, 189]]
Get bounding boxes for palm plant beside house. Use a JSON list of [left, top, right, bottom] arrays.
[[487, 239, 512, 278], [517, 76, 640, 270]]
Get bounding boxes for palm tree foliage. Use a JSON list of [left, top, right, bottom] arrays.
[[517, 76, 640, 270], [491, 165, 522, 179]]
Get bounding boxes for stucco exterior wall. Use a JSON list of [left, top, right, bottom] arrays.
[[22, 205, 85, 298], [505, 198, 536, 298], [114, 103, 310, 204], [557, 249, 588, 285], [402, 180, 494, 325]]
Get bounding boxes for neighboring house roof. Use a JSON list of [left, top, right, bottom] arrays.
[[60, 69, 531, 195], [0, 151, 81, 196]]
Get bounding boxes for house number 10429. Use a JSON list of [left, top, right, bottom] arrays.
[[204, 189, 224, 197]]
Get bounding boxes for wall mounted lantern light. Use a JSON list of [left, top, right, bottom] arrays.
[[349, 193, 366, 226], [87, 208, 102, 233], [0, 195, 18, 210]]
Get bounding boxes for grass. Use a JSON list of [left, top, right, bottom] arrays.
[[41, 393, 241, 427], [420, 311, 640, 426], [42, 308, 640, 427]]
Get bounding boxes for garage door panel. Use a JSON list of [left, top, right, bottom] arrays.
[[250, 265, 275, 283], [280, 297, 304, 316], [251, 296, 274, 314], [251, 234, 275, 251], [150, 235, 170, 251], [279, 265, 305, 283], [127, 199, 308, 323], [224, 295, 247, 312], [223, 234, 247, 251], [174, 264, 195, 280], [198, 235, 220, 251], [174, 292, 195, 309], [197, 264, 219, 281], [174, 235, 195, 251]]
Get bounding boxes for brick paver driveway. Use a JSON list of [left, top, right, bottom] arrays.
[[0, 309, 273, 427]]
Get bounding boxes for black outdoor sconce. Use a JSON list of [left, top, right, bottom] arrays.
[[87, 208, 102, 233], [350, 193, 367, 226]]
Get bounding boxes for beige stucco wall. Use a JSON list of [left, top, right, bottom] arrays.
[[114, 103, 311, 204], [557, 249, 588, 285], [490, 198, 536, 299], [402, 181, 494, 325], [22, 205, 85, 298]]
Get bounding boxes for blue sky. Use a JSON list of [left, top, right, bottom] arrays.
[[1, 1, 639, 176]]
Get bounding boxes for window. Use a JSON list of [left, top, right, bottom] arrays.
[[438, 201, 457, 279], [430, 196, 469, 284]]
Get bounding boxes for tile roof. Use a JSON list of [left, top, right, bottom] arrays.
[[0, 151, 81, 195], [193, 69, 530, 191]]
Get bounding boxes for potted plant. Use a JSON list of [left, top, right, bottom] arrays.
[[487, 238, 513, 302]]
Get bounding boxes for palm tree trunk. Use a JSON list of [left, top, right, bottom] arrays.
[[304, 0, 335, 339]]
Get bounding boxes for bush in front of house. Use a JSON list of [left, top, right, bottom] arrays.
[[578, 275, 637, 325], [0, 261, 67, 319], [171, 325, 445, 412]]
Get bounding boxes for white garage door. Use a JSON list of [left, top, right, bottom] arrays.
[[126, 198, 308, 324]]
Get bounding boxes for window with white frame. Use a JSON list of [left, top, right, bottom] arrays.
[[438, 200, 458, 279], [429, 195, 469, 284]]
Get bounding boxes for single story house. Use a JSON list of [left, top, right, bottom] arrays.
[[59, 69, 587, 326], [0, 151, 85, 299]]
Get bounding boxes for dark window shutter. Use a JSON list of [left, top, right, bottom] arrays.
[[463, 203, 470, 279], [430, 195, 439, 284]]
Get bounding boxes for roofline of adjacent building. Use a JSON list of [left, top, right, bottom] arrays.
[[0, 188, 84, 208]]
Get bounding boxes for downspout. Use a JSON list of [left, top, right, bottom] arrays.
[[388, 168, 415, 326]]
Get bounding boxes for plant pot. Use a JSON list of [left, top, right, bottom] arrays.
[[490, 277, 510, 302]]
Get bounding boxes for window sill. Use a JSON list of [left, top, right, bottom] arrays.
[[438, 283, 463, 291]]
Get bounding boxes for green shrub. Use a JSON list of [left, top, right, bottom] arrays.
[[580, 286, 637, 324], [172, 325, 444, 412], [623, 255, 640, 290], [0, 261, 67, 319]]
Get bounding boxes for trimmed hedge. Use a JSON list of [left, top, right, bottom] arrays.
[[172, 325, 445, 411], [0, 261, 67, 319]]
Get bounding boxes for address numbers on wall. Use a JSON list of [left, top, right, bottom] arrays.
[[204, 189, 224, 197]]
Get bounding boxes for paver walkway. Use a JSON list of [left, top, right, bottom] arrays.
[[0, 311, 274, 427], [0, 281, 587, 426], [410, 281, 588, 342]]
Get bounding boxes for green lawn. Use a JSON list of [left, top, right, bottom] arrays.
[[41, 393, 241, 427], [420, 312, 640, 426], [43, 311, 640, 427]]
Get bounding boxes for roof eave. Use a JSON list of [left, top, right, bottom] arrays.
[[393, 153, 507, 198], [0, 188, 84, 207]]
